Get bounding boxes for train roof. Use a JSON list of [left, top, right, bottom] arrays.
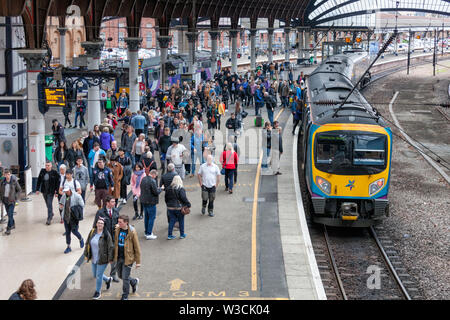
[[308, 52, 387, 127]]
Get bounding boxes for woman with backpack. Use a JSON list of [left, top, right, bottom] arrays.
[[99, 127, 115, 152], [141, 151, 157, 175]]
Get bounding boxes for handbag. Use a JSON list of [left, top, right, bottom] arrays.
[[181, 206, 190, 215], [220, 168, 225, 175]]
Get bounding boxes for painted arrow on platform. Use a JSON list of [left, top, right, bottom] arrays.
[[169, 278, 187, 291]]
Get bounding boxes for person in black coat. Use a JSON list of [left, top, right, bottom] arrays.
[[52, 119, 66, 145], [36, 161, 61, 225], [164, 175, 191, 239], [54, 140, 68, 169], [140, 169, 162, 239], [62, 103, 73, 128]]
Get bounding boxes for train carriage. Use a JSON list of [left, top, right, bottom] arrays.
[[301, 51, 392, 227]]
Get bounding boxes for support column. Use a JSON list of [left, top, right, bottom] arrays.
[[157, 36, 171, 88], [17, 49, 47, 183], [268, 28, 274, 63], [177, 26, 189, 54], [297, 28, 304, 61], [57, 27, 67, 67], [125, 38, 143, 113], [230, 30, 239, 74], [284, 27, 291, 65], [304, 30, 311, 61], [313, 31, 318, 63], [81, 41, 104, 130], [209, 30, 220, 75], [186, 31, 198, 74], [250, 29, 257, 71]]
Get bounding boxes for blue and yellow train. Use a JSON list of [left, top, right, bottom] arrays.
[[301, 50, 392, 227]]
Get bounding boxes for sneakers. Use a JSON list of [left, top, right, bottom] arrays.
[[146, 234, 157, 240], [112, 275, 120, 283], [121, 294, 128, 300], [106, 277, 112, 290], [229, 190, 233, 194], [64, 247, 72, 254], [4, 230, 11, 235], [131, 278, 139, 293], [122, 199, 127, 204], [132, 214, 139, 220], [80, 238, 84, 248], [167, 235, 176, 240], [92, 291, 101, 300], [180, 234, 187, 239], [138, 214, 143, 220], [118, 198, 123, 203], [208, 212, 215, 217], [201, 207, 206, 215]]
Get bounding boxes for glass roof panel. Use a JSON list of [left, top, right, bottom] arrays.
[[309, 0, 450, 24]]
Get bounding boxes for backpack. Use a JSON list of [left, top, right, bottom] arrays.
[[142, 159, 154, 176]]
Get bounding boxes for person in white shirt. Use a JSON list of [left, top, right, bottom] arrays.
[[59, 169, 82, 196], [166, 137, 187, 180], [197, 155, 221, 217]]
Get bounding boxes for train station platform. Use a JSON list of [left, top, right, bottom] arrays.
[[0, 100, 325, 300]]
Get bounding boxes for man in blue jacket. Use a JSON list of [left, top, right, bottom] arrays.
[[130, 110, 147, 137], [254, 85, 264, 116]]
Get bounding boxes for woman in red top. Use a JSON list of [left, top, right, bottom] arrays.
[[221, 143, 239, 194]]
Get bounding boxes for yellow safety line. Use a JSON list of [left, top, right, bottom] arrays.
[[251, 108, 285, 291]]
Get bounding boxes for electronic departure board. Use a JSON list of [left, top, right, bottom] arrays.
[[45, 88, 66, 107]]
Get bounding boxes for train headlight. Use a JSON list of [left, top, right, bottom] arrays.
[[369, 178, 385, 196], [316, 176, 331, 194]]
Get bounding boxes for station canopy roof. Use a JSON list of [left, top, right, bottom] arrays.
[[306, 0, 450, 27]]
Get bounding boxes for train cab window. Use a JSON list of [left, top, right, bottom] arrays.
[[353, 135, 386, 166], [315, 132, 387, 175]]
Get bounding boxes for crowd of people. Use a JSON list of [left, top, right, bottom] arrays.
[[4, 64, 307, 300]]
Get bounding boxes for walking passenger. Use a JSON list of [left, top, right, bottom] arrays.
[[220, 143, 239, 194], [73, 157, 89, 201], [131, 163, 145, 220], [36, 161, 60, 225], [165, 176, 191, 240], [0, 170, 21, 235], [84, 217, 114, 299], [114, 214, 141, 300], [93, 196, 120, 282], [197, 155, 221, 217], [118, 148, 132, 205], [139, 170, 161, 240], [108, 156, 123, 205], [59, 187, 84, 254], [166, 137, 187, 180], [92, 158, 114, 210]]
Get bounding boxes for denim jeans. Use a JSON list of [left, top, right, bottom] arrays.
[[91, 263, 109, 293], [143, 204, 157, 236], [43, 193, 54, 220], [191, 151, 204, 175], [4, 202, 14, 230], [224, 169, 235, 191], [168, 209, 185, 237], [63, 220, 82, 246], [116, 258, 137, 297], [262, 148, 271, 168], [267, 108, 274, 126]]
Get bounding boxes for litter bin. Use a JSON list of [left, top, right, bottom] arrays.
[[45, 135, 54, 162]]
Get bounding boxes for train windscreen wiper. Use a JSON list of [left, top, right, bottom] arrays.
[[332, 31, 398, 119]]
